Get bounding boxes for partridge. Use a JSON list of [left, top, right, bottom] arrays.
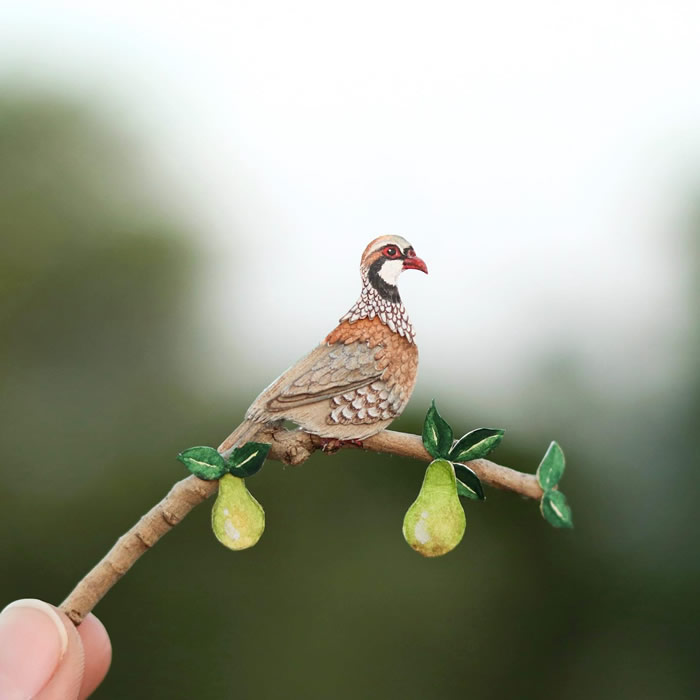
[[219, 235, 428, 457]]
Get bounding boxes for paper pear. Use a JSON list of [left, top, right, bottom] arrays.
[[211, 473, 265, 550], [402, 459, 466, 557]]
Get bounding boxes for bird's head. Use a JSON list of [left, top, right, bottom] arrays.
[[360, 235, 428, 299]]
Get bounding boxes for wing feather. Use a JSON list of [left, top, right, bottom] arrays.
[[257, 342, 382, 413]]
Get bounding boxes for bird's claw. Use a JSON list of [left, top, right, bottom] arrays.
[[319, 438, 364, 454]]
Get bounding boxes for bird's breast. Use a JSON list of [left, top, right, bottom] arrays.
[[325, 317, 418, 391]]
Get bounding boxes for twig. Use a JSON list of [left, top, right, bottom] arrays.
[[60, 426, 542, 625]]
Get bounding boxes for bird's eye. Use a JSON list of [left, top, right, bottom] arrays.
[[384, 246, 400, 258]]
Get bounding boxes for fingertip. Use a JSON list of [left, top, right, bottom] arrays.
[[76, 614, 112, 700], [37, 605, 86, 700], [0, 599, 69, 699], [0, 600, 85, 700], [77, 614, 112, 658]]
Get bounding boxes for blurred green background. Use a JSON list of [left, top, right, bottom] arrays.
[[1, 90, 698, 700]]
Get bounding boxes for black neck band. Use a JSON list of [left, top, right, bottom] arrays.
[[368, 258, 402, 304]]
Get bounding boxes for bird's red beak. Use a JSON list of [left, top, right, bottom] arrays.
[[403, 256, 428, 274]]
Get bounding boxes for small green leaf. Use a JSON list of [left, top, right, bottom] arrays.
[[536, 441, 566, 491], [177, 446, 228, 480], [228, 442, 271, 477], [449, 428, 504, 462], [422, 401, 454, 459], [540, 490, 573, 529], [454, 463, 485, 500]]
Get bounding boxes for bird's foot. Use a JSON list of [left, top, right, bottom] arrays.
[[319, 438, 364, 454]]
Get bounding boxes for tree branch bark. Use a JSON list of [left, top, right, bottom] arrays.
[[59, 426, 542, 625]]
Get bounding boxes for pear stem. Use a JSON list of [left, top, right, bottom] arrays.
[[59, 425, 542, 625]]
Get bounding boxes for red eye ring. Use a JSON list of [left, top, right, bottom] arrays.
[[383, 245, 402, 259]]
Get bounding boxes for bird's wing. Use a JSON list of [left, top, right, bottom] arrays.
[[254, 341, 383, 413]]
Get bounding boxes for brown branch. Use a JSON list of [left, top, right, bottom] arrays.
[[59, 426, 542, 625], [360, 430, 542, 499]]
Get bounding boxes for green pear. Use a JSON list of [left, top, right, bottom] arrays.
[[211, 473, 265, 550], [402, 459, 466, 557]]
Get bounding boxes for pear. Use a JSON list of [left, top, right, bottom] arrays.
[[211, 473, 265, 550], [402, 459, 466, 557]]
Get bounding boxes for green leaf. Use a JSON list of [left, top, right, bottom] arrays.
[[177, 446, 228, 481], [454, 463, 485, 500], [540, 490, 573, 529], [228, 442, 271, 478], [449, 427, 505, 462], [422, 401, 454, 459], [536, 441, 566, 491]]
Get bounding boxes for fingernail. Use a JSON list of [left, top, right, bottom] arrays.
[[0, 599, 69, 699]]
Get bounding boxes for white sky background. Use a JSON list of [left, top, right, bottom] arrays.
[[1, 1, 699, 414]]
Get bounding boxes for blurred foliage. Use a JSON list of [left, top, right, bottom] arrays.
[[1, 91, 698, 699]]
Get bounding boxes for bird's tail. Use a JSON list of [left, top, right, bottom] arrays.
[[218, 419, 262, 460]]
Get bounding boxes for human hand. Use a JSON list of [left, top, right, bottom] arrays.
[[0, 599, 111, 699]]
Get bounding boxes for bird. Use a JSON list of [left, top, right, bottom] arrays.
[[219, 235, 428, 458]]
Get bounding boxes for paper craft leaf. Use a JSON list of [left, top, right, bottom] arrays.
[[228, 442, 271, 478], [536, 441, 566, 491], [453, 463, 485, 500], [422, 401, 454, 459], [177, 446, 228, 481], [540, 490, 574, 529], [449, 427, 505, 462]]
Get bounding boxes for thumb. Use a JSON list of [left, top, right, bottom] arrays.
[[0, 599, 85, 700]]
